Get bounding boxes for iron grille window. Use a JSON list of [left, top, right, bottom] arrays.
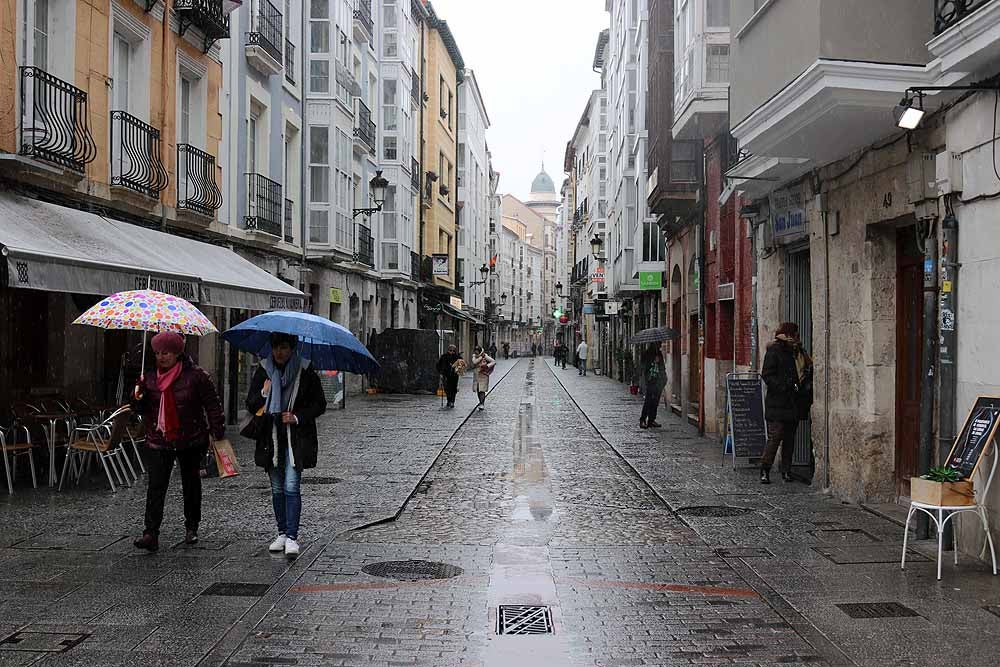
[[284, 38, 295, 83], [245, 173, 282, 236], [110, 110, 168, 198], [18, 66, 96, 172], [248, 0, 283, 65], [411, 157, 420, 189], [174, 0, 230, 51], [411, 69, 420, 104], [670, 140, 701, 183], [354, 0, 373, 36], [356, 223, 374, 266], [934, 0, 993, 34], [410, 250, 420, 282], [354, 100, 376, 153], [177, 144, 222, 216], [284, 198, 294, 243]]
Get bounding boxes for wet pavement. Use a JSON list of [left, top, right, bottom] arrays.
[[2, 358, 1000, 665]]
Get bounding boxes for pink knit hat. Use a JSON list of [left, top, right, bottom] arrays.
[[150, 331, 185, 354]]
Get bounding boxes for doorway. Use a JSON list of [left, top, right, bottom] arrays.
[[784, 247, 812, 467], [895, 227, 924, 497]]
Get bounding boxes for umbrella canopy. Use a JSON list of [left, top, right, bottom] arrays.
[[629, 326, 679, 345], [73, 289, 217, 336], [223, 311, 379, 374]]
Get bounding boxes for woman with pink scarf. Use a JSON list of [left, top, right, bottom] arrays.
[[132, 332, 225, 551]]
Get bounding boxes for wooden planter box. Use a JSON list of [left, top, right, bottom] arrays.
[[911, 477, 975, 506]]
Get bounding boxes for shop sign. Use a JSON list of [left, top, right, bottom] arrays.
[[450, 296, 463, 309], [772, 188, 806, 239], [582, 304, 595, 314], [133, 275, 199, 301], [605, 301, 620, 316], [268, 294, 306, 311], [432, 254, 449, 276], [591, 265, 605, 284], [330, 287, 343, 304], [639, 271, 662, 291]]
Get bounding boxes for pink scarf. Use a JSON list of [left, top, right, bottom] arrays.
[[156, 363, 182, 441]]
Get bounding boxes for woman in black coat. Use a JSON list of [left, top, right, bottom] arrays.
[[760, 322, 813, 484], [245, 333, 327, 556]]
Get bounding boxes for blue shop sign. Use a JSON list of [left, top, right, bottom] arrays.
[[774, 209, 805, 237]]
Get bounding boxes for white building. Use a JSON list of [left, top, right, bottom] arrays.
[[458, 70, 491, 332]]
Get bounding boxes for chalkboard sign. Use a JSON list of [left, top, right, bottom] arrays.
[[946, 396, 1000, 478], [726, 374, 768, 461]]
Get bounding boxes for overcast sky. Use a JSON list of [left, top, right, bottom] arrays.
[[428, 0, 609, 201]]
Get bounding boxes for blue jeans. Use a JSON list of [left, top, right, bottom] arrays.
[[269, 446, 302, 540]]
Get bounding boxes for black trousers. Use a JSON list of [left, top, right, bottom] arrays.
[[762, 420, 798, 472], [144, 446, 205, 535], [640, 387, 660, 424], [443, 374, 459, 404]]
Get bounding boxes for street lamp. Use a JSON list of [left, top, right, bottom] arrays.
[[352, 170, 390, 219], [590, 234, 605, 261], [555, 281, 569, 299], [469, 263, 491, 287], [891, 82, 1000, 130]]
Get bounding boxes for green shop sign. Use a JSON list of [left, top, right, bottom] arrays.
[[639, 271, 662, 291]]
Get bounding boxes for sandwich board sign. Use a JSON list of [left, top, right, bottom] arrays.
[[725, 373, 768, 467]]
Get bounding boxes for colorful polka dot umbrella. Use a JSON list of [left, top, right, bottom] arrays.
[[74, 289, 218, 336]]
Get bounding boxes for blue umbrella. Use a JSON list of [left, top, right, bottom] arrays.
[[223, 311, 380, 374]]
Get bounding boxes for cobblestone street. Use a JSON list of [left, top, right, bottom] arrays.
[[3, 359, 1000, 666]]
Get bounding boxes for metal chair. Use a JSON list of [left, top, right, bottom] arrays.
[[59, 406, 137, 493], [902, 442, 998, 580], [0, 415, 37, 494]]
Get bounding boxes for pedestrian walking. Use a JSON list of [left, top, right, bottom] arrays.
[[489, 342, 498, 359], [576, 338, 589, 376], [132, 332, 225, 552], [436, 345, 462, 408], [246, 333, 328, 556], [553, 339, 565, 369], [503, 341, 510, 360], [639, 345, 666, 429], [760, 322, 813, 484], [531, 343, 537, 357], [471, 346, 495, 411]]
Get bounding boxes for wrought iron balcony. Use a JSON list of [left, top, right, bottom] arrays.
[[934, 0, 995, 34], [284, 39, 295, 84], [410, 250, 420, 282], [354, 100, 376, 154], [411, 70, 421, 104], [284, 198, 294, 243], [177, 144, 222, 217], [355, 223, 374, 266], [18, 67, 97, 173], [110, 110, 168, 198], [353, 0, 374, 40], [174, 0, 230, 52], [246, 0, 283, 67], [245, 173, 282, 237]]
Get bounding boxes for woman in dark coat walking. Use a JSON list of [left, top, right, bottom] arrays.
[[639, 344, 666, 429], [436, 345, 462, 408], [132, 332, 225, 552], [246, 333, 327, 556], [760, 322, 813, 484]]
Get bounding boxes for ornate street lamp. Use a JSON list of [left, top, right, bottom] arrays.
[[352, 170, 390, 219], [590, 234, 605, 260], [470, 263, 491, 287]]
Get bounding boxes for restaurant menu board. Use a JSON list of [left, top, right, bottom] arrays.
[[947, 396, 1000, 478], [726, 374, 767, 460]]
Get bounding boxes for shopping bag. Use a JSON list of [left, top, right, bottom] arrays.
[[203, 439, 241, 479]]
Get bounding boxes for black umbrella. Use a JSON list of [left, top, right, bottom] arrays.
[[629, 326, 679, 345]]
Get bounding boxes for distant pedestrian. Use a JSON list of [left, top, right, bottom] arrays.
[[503, 342, 510, 360], [531, 343, 537, 357], [471, 345, 495, 411], [489, 342, 498, 359], [246, 333, 327, 556], [553, 340, 566, 369], [639, 344, 665, 429], [132, 332, 225, 552], [436, 344, 462, 408], [760, 322, 813, 484], [576, 339, 589, 376]]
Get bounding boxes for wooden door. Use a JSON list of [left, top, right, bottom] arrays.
[[671, 299, 682, 404], [688, 313, 700, 409], [895, 229, 924, 497]]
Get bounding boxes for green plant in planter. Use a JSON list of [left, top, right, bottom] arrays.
[[922, 466, 962, 483]]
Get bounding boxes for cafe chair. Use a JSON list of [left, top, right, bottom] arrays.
[[901, 442, 998, 580], [0, 416, 37, 494], [59, 406, 137, 493]]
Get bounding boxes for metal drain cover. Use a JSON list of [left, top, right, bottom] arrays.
[[679, 505, 754, 518], [0, 631, 90, 653], [837, 602, 920, 619], [200, 582, 271, 597], [497, 605, 553, 635], [361, 560, 463, 581]]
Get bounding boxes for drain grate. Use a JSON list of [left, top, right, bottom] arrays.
[[0, 631, 90, 653], [809, 528, 880, 543], [714, 547, 774, 559], [200, 582, 271, 597], [361, 560, 463, 582], [302, 477, 342, 485], [837, 602, 920, 619], [679, 505, 754, 518], [497, 605, 553, 635]]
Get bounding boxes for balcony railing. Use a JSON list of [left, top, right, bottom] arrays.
[[411, 158, 420, 189], [410, 251, 420, 282], [284, 198, 294, 243], [934, 0, 994, 34], [411, 70, 421, 104], [284, 38, 295, 84], [354, 100, 376, 153], [177, 144, 222, 216], [19, 67, 97, 173], [110, 110, 168, 198], [174, 0, 230, 52], [245, 173, 282, 237], [247, 0, 283, 65], [353, 0, 374, 38], [356, 224, 374, 266]]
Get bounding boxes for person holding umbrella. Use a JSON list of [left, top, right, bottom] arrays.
[[245, 333, 327, 556], [639, 344, 666, 429], [132, 332, 225, 551]]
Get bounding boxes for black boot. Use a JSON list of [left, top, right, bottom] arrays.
[[134, 531, 159, 552], [760, 467, 771, 485], [781, 471, 794, 483]]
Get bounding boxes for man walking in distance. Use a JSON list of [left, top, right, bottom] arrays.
[[760, 322, 813, 484], [576, 337, 589, 377]]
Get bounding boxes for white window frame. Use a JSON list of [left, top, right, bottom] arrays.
[[110, 3, 151, 121]]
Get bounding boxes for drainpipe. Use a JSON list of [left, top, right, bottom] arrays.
[[160, 0, 171, 232], [939, 205, 960, 546], [822, 206, 831, 490], [417, 20, 426, 261], [917, 216, 939, 540]]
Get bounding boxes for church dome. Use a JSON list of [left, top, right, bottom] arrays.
[[530, 168, 556, 194]]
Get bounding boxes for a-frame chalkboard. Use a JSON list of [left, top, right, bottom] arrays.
[[725, 373, 768, 467], [946, 396, 1000, 479]]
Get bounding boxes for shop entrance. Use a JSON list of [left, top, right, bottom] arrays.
[[783, 247, 812, 467], [895, 227, 924, 497]]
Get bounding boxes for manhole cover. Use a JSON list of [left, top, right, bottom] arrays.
[[301, 477, 342, 485], [837, 602, 920, 619], [679, 505, 754, 518], [814, 546, 929, 565], [200, 582, 271, 597], [714, 547, 774, 559], [497, 605, 553, 635], [0, 631, 90, 653], [809, 528, 880, 543], [361, 560, 463, 581]]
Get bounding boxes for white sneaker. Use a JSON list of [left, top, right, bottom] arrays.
[[284, 538, 300, 556], [268, 534, 287, 552]]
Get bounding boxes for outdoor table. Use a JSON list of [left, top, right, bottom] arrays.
[[31, 411, 77, 486]]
